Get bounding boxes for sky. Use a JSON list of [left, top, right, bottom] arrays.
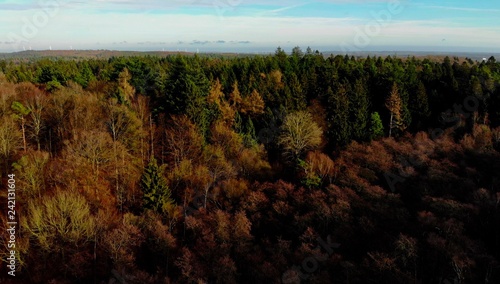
[[1, 0, 500, 53]]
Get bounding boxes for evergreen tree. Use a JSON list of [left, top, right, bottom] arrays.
[[140, 155, 173, 213], [243, 117, 257, 146], [164, 57, 211, 137], [369, 112, 384, 140], [350, 79, 370, 141], [409, 81, 430, 130], [327, 84, 351, 147]]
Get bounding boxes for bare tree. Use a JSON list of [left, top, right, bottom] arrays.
[[0, 116, 22, 171], [278, 111, 322, 161]]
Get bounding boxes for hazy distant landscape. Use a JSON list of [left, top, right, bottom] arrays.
[[2, 49, 500, 62]]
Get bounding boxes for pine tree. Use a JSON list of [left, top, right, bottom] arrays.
[[327, 84, 351, 146], [369, 112, 384, 140], [350, 79, 370, 141], [243, 118, 256, 146], [141, 155, 173, 213]]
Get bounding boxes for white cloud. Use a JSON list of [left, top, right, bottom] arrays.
[[1, 3, 499, 52]]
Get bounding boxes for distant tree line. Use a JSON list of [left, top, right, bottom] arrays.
[[0, 48, 499, 283]]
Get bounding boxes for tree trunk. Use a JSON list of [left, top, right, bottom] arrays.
[[21, 117, 26, 152], [388, 113, 393, 138]]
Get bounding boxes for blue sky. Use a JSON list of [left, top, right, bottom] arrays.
[[1, 0, 500, 53]]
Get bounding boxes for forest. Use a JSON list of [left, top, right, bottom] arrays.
[[0, 47, 499, 283]]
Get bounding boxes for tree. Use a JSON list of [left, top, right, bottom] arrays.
[[22, 190, 97, 280], [207, 79, 236, 126], [203, 145, 236, 208], [0, 73, 16, 117], [327, 84, 351, 146], [25, 92, 48, 151], [278, 111, 322, 161], [104, 98, 143, 152], [11, 101, 31, 151], [369, 112, 384, 140], [240, 89, 265, 117], [409, 81, 430, 130], [164, 115, 204, 166], [12, 150, 49, 200], [385, 82, 404, 137], [140, 155, 174, 213], [350, 79, 370, 141], [164, 57, 211, 135], [0, 116, 22, 171], [65, 130, 113, 182], [116, 68, 135, 105], [305, 150, 335, 184]]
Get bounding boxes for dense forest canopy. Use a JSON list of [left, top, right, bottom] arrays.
[[0, 48, 499, 283]]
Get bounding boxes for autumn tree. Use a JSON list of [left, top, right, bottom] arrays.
[[103, 213, 144, 271], [304, 150, 335, 184], [63, 130, 115, 206], [22, 93, 48, 152], [116, 68, 135, 105], [164, 115, 204, 166], [228, 81, 242, 108], [0, 116, 22, 171], [104, 98, 143, 152], [386, 82, 404, 137], [22, 190, 96, 279], [202, 144, 236, 208], [240, 89, 265, 117], [12, 150, 49, 200], [278, 111, 322, 161], [0, 73, 16, 117], [208, 79, 236, 126]]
